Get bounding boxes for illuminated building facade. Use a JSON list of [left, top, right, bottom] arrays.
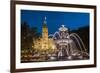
[[33, 17, 56, 51]]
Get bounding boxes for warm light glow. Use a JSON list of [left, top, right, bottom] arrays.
[[33, 17, 56, 52]]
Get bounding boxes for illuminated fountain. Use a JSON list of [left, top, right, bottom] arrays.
[[49, 25, 89, 60]]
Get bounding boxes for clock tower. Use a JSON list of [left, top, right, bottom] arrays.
[[42, 17, 48, 50]]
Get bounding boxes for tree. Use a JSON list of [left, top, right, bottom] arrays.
[[70, 26, 89, 53], [21, 22, 30, 50], [21, 22, 41, 50]]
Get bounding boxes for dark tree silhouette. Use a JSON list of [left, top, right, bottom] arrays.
[[21, 22, 41, 51], [70, 26, 89, 53]]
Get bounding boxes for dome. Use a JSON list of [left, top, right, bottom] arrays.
[[59, 25, 68, 31]]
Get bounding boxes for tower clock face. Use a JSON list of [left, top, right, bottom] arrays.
[[43, 28, 48, 32], [43, 31, 48, 33]]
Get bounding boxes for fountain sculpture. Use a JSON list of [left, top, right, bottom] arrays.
[[49, 25, 89, 60]]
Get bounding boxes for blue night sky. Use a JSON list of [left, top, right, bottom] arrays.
[[21, 10, 90, 34]]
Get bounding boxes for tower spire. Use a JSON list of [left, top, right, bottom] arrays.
[[43, 16, 47, 28], [44, 16, 47, 24]]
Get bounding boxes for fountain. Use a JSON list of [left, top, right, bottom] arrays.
[[49, 25, 89, 60]]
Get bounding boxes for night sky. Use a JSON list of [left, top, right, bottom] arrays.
[[21, 10, 90, 34]]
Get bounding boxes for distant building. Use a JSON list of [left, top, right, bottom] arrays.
[[33, 17, 56, 51]]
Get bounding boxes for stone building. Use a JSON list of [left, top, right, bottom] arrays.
[[33, 17, 56, 52]]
